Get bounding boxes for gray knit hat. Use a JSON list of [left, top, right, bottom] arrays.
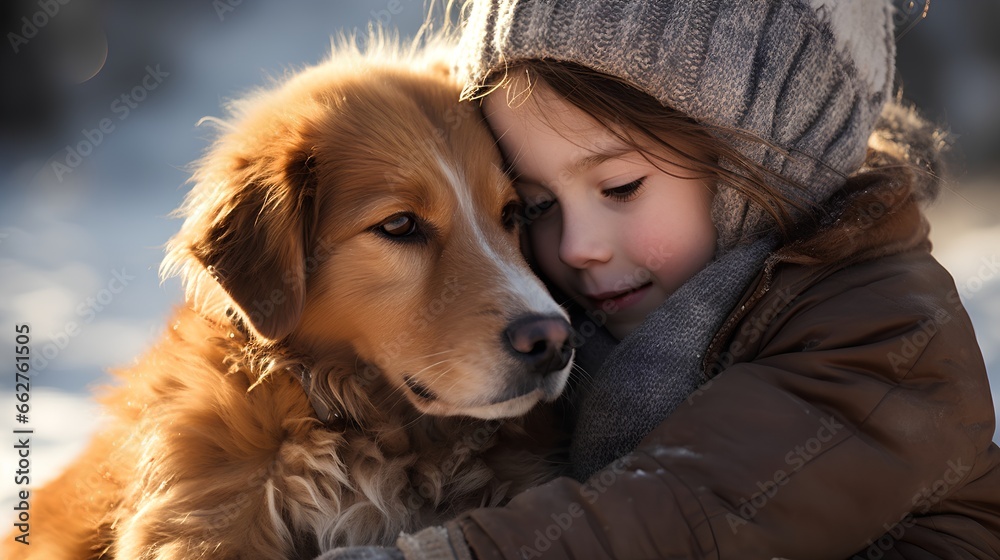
[[457, 0, 897, 249]]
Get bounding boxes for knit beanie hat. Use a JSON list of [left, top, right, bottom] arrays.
[[457, 0, 897, 250]]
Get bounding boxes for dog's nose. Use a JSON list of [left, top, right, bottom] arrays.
[[505, 315, 572, 375]]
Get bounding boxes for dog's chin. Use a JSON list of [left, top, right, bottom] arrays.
[[401, 364, 572, 420], [408, 389, 549, 420]]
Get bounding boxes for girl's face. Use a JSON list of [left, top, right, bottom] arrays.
[[483, 83, 717, 339]]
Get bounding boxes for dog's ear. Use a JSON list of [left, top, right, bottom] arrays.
[[164, 136, 317, 343]]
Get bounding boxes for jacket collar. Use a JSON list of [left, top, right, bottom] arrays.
[[702, 167, 934, 377]]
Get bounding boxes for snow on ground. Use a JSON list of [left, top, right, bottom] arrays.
[[0, 388, 108, 523]]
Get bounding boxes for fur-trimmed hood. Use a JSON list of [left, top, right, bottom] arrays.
[[775, 99, 950, 267]]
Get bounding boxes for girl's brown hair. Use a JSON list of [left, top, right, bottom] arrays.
[[476, 58, 821, 244]]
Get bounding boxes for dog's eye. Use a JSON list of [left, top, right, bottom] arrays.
[[378, 213, 419, 238], [501, 201, 524, 232]]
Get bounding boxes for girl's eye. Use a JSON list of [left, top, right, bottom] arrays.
[[603, 178, 645, 202], [523, 196, 557, 220], [378, 213, 419, 238]]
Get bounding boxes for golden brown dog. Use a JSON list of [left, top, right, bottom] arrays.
[[5, 39, 573, 559]]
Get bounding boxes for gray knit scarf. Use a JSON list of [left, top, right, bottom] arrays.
[[567, 234, 778, 481]]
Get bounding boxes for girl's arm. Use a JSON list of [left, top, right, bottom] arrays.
[[448, 249, 1000, 559]]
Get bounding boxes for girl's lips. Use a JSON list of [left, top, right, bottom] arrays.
[[586, 282, 652, 310]]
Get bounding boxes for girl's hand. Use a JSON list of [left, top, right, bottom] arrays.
[[314, 547, 404, 560], [314, 524, 473, 560]]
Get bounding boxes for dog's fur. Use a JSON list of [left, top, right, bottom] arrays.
[[5, 40, 572, 559]]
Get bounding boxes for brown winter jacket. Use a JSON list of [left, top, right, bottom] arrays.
[[449, 165, 1000, 558]]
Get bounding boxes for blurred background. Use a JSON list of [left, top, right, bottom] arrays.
[[1, 0, 998, 518]]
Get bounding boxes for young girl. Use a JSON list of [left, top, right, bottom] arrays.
[[326, 1, 1000, 558]]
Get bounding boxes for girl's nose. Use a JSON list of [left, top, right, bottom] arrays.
[[558, 208, 612, 268]]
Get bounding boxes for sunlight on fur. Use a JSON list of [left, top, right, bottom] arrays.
[[4, 33, 573, 559]]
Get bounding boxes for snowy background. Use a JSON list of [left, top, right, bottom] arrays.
[[1, 1, 998, 523]]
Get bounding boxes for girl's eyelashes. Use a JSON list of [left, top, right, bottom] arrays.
[[602, 178, 645, 202], [522, 195, 557, 218], [518, 177, 645, 219]]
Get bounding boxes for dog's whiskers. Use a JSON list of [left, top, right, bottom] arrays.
[[569, 362, 593, 385], [410, 356, 458, 378], [413, 348, 458, 361]]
